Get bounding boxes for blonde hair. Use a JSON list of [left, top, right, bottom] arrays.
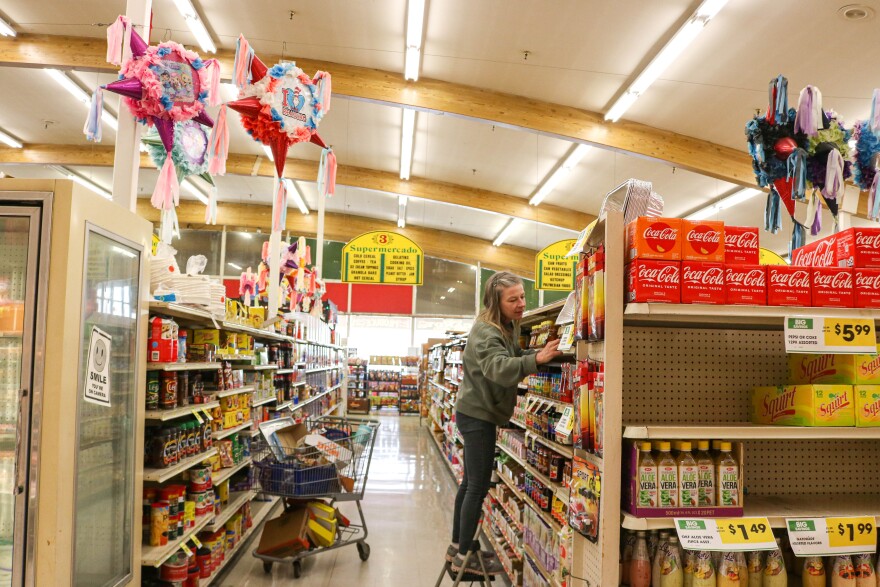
[[478, 271, 524, 339]]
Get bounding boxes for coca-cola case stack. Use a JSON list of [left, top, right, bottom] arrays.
[[625, 217, 681, 303], [680, 220, 725, 304], [724, 226, 765, 306]]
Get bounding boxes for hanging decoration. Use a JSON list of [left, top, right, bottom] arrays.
[[852, 90, 880, 221], [255, 238, 322, 313]]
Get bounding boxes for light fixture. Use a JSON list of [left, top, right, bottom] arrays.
[[492, 218, 519, 247], [685, 188, 762, 221], [440, 295, 446, 300], [182, 178, 209, 205], [604, 0, 728, 122], [171, 0, 217, 53], [399, 109, 416, 180], [447, 287, 455, 293], [50, 165, 112, 200], [262, 144, 274, 162], [227, 262, 243, 271], [398, 195, 408, 228], [111, 245, 137, 258], [238, 232, 252, 240], [287, 179, 310, 215], [0, 127, 22, 149], [529, 144, 590, 206], [404, 0, 426, 81], [0, 15, 16, 37]]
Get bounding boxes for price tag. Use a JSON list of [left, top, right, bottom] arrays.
[[788, 516, 877, 555], [556, 407, 574, 436], [785, 316, 876, 354], [557, 325, 575, 352], [180, 543, 193, 557], [191, 536, 202, 549], [202, 408, 213, 421], [191, 410, 204, 424], [675, 517, 777, 552]]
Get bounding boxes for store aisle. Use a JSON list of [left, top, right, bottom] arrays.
[[216, 414, 460, 586]]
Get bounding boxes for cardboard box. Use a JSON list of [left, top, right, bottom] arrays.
[[847, 227, 880, 268], [811, 267, 854, 308], [794, 234, 840, 267], [856, 348, 880, 383], [682, 220, 725, 263], [855, 386, 880, 427], [680, 261, 725, 305], [724, 226, 760, 265], [766, 266, 811, 307], [788, 353, 859, 385], [256, 508, 310, 557], [193, 329, 222, 347], [854, 268, 880, 308], [625, 260, 680, 304], [750, 385, 855, 426], [724, 265, 766, 306], [626, 217, 682, 261]]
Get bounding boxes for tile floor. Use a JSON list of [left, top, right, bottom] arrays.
[[216, 413, 467, 586]]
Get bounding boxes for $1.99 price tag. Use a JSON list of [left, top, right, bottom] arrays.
[[827, 516, 876, 550], [787, 516, 877, 556]]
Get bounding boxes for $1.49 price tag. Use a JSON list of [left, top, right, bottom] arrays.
[[787, 516, 877, 556], [674, 517, 777, 552]]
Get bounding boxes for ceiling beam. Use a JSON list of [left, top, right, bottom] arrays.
[[0, 143, 590, 231], [0, 34, 755, 186], [136, 199, 539, 278]]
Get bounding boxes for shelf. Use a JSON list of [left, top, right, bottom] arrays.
[[623, 303, 880, 330], [508, 419, 527, 430], [526, 431, 573, 459], [211, 457, 252, 485], [577, 339, 605, 362], [276, 368, 298, 375], [143, 448, 219, 483], [521, 299, 567, 325], [498, 443, 527, 469], [481, 523, 521, 585], [145, 401, 220, 422], [217, 386, 255, 398], [428, 428, 461, 485], [429, 380, 453, 394], [305, 365, 341, 374], [523, 461, 568, 507], [621, 494, 880, 531], [240, 364, 278, 371], [251, 395, 277, 407], [213, 421, 253, 440], [491, 486, 524, 532], [525, 498, 564, 533], [218, 354, 257, 362], [206, 490, 255, 532], [147, 362, 221, 372], [269, 401, 292, 411], [149, 301, 220, 325], [322, 402, 343, 417], [221, 321, 287, 342], [525, 394, 572, 411], [141, 511, 214, 566], [623, 423, 880, 440], [523, 543, 560, 587], [292, 389, 332, 412]]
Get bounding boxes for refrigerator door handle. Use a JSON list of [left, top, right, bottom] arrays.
[[14, 387, 26, 496]]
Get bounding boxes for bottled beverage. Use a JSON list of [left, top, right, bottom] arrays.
[[690, 550, 714, 587], [622, 530, 635, 586], [683, 548, 695, 587], [746, 551, 762, 587], [717, 552, 740, 587], [630, 531, 652, 587], [660, 536, 683, 587], [652, 532, 670, 587], [763, 538, 787, 586], [637, 442, 659, 508], [656, 442, 678, 508], [694, 440, 715, 507], [734, 551, 748, 587], [854, 552, 875, 587], [676, 442, 698, 508], [831, 555, 856, 586], [801, 556, 825, 587], [716, 442, 739, 506], [648, 530, 659, 563]]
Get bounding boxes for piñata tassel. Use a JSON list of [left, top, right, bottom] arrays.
[[205, 185, 218, 225], [787, 148, 808, 201], [159, 207, 180, 244], [317, 148, 337, 197], [207, 59, 222, 107], [811, 196, 822, 236], [789, 222, 806, 259], [765, 188, 782, 234], [823, 148, 845, 201], [208, 105, 229, 175], [794, 85, 822, 137], [767, 75, 788, 125], [314, 71, 332, 114], [272, 178, 287, 232], [83, 87, 103, 142], [106, 16, 129, 66], [870, 172, 880, 221], [232, 35, 254, 88], [152, 157, 180, 211], [871, 89, 880, 134]]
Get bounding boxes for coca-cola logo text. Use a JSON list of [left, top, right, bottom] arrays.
[[855, 233, 880, 249], [813, 271, 853, 289], [855, 273, 880, 289], [642, 223, 678, 254], [769, 270, 810, 288], [792, 248, 815, 266], [725, 232, 758, 250], [727, 269, 765, 287], [637, 264, 679, 284], [686, 225, 721, 255], [683, 266, 724, 285], [814, 240, 836, 267]]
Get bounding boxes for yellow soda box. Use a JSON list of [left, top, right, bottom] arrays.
[[249, 306, 266, 328], [855, 347, 880, 384], [789, 346, 880, 385], [855, 386, 880, 427], [750, 385, 855, 426], [193, 329, 222, 346]]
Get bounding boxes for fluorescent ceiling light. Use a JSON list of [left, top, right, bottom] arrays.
[[440, 295, 446, 300], [0, 16, 16, 37], [604, 0, 728, 122], [404, 0, 426, 81], [492, 218, 519, 247], [238, 232, 252, 239], [404, 47, 421, 82], [400, 109, 416, 180], [262, 144, 274, 162], [171, 0, 217, 53], [182, 179, 209, 205], [0, 128, 22, 149], [50, 165, 112, 200], [685, 188, 762, 221], [287, 179, 310, 215], [45, 69, 121, 134], [529, 144, 590, 206], [227, 262, 243, 271], [398, 195, 407, 228], [447, 287, 455, 293]]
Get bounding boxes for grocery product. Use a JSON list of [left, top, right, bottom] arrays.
[[631, 531, 652, 587], [680, 262, 725, 305], [715, 443, 739, 507], [855, 385, 880, 427], [627, 217, 683, 261], [637, 442, 658, 508], [660, 537, 684, 587], [589, 245, 606, 341], [854, 552, 875, 587], [626, 259, 681, 304], [831, 555, 856, 586], [766, 266, 811, 307], [734, 551, 748, 587], [723, 226, 760, 265], [750, 385, 856, 427], [683, 549, 695, 587], [676, 442, 698, 507], [724, 265, 766, 306], [682, 220, 724, 263], [811, 267, 854, 308], [762, 539, 786, 586], [622, 529, 635, 585], [746, 551, 762, 587], [694, 440, 715, 507], [717, 552, 740, 587], [656, 442, 678, 508], [802, 556, 826, 587], [788, 353, 859, 385], [691, 551, 715, 587], [652, 531, 670, 587], [854, 268, 880, 308], [792, 232, 844, 267]]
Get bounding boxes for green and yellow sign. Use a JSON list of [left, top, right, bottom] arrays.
[[536, 239, 577, 291], [342, 231, 424, 285]]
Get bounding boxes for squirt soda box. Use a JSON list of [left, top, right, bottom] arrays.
[[626, 217, 682, 261], [750, 385, 855, 426], [682, 220, 725, 263], [855, 386, 880, 427]]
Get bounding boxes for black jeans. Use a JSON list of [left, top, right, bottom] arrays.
[[451, 411, 497, 554]]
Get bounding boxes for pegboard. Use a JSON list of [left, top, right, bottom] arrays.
[[576, 535, 602, 587], [0, 231, 30, 302]]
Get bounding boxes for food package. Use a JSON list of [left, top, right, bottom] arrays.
[[723, 226, 760, 265], [724, 265, 766, 305], [811, 267, 854, 308], [680, 261, 724, 305], [626, 217, 682, 261], [750, 385, 855, 426], [681, 220, 725, 263]]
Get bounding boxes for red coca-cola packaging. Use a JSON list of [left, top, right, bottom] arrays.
[[766, 266, 812, 307], [625, 260, 680, 304], [682, 220, 725, 263], [853, 268, 880, 308], [791, 234, 837, 267], [680, 261, 725, 305], [626, 217, 682, 261], [841, 227, 880, 268], [724, 226, 760, 265], [724, 265, 767, 306], [811, 267, 854, 308]]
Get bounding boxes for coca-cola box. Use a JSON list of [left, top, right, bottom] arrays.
[[682, 220, 725, 263], [854, 268, 880, 308], [625, 260, 680, 304], [838, 227, 880, 268], [626, 217, 682, 261], [811, 267, 854, 308], [791, 235, 829, 267], [681, 261, 725, 305], [724, 226, 760, 265], [766, 266, 812, 307], [623, 440, 744, 518], [725, 265, 766, 306]]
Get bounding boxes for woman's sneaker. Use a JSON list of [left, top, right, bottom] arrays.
[[450, 550, 504, 576], [445, 544, 459, 562]]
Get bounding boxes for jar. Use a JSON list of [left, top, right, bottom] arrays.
[[146, 372, 160, 411], [159, 372, 178, 410], [150, 501, 170, 546], [177, 371, 189, 407]]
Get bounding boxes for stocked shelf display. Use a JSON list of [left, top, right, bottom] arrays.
[[358, 355, 422, 414], [347, 358, 370, 414]]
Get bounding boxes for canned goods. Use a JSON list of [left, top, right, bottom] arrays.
[[160, 372, 178, 409], [146, 372, 159, 411], [150, 501, 170, 546]]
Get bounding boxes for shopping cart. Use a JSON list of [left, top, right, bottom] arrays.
[[250, 415, 380, 578]]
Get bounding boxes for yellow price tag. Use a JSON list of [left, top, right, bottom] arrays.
[[191, 410, 204, 424], [823, 318, 874, 348], [718, 517, 774, 546], [202, 408, 213, 421], [180, 543, 193, 557], [191, 536, 202, 549], [827, 516, 876, 549]]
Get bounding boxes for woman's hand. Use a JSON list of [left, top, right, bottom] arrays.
[[535, 339, 563, 365]]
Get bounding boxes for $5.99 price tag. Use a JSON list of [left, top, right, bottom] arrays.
[[786, 316, 876, 354], [674, 517, 776, 552], [787, 516, 877, 556], [824, 319, 874, 349]]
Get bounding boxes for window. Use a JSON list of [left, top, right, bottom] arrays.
[[415, 257, 477, 316], [172, 230, 222, 276], [345, 315, 414, 357]]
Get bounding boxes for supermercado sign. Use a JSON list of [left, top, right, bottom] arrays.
[[342, 231, 424, 285], [536, 239, 577, 291]]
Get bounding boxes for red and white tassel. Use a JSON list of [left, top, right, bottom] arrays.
[[314, 71, 332, 114], [151, 157, 180, 211], [206, 59, 222, 107], [106, 16, 129, 66], [318, 148, 337, 198], [794, 85, 823, 137], [208, 105, 229, 176]]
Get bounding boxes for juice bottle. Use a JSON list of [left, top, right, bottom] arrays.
[[854, 552, 875, 587], [683, 548, 695, 587], [746, 551, 763, 587], [652, 532, 670, 587], [660, 536, 683, 587], [656, 442, 678, 508], [694, 440, 715, 507], [676, 442, 698, 508], [735, 551, 748, 587], [831, 555, 856, 586], [763, 538, 787, 587], [622, 530, 635, 585], [716, 442, 739, 506], [637, 442, 659, 508], [648, 530, 659, 563], [691, 550, 715, 587], [717, 552, 740, 587], [801, 556, 826, 587], [630, 531, 652, 587]]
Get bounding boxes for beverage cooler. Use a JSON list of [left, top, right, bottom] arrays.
[[0, 179, 152, 587]]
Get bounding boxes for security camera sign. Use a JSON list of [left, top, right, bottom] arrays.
[[84, 326, 112, 407]]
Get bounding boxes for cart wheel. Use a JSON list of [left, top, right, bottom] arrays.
[[262, 562, 272, 574], [293, 560, 302, 578], [357, 541, 371, 561]]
